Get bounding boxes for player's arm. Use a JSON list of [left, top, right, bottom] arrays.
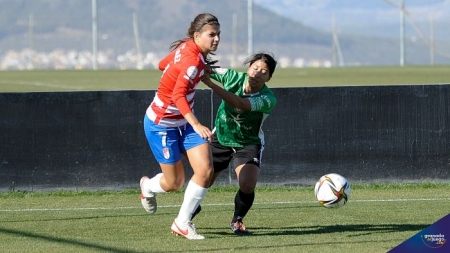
[[202, 75, 252, 111], [172, 61, 212, 140], [183, 112, 212, 141], [172, 80, 212, 140]]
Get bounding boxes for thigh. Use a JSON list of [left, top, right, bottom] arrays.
[[182, 124, 214, 186], [159, 160, 185, 191], [235, 163, 259, 192], [180, 123, 209, 152], [210, 136, 234, 173], [233, 145, 262, 192], [233, 144, 262, 168], [143, 115, 182, 164], [185, 143, 213, 187]]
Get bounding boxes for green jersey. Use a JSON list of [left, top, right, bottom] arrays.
[[211, 68, 277, 147]]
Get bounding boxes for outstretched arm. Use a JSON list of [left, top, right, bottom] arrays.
[[202, 75, 251, 111]]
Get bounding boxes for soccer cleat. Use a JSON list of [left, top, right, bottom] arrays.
[[230, 221, 250, 235], [140, 176, 157, 214], [170, 220, 205, 240]]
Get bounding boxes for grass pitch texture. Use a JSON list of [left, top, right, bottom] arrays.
[[1, 66, 450, 92], [0, 183, 448, 253]]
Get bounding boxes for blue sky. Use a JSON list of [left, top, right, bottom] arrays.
[[254, 0, 450, 39]]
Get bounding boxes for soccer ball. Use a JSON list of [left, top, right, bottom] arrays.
[[314, 173, 351, 208]]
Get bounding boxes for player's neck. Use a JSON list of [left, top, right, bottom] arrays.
[[244, 84, 263, 94]]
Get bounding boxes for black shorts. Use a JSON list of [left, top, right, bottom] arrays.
[[210, 135, 263, 173]]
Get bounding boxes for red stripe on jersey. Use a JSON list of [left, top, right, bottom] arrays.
[[147, 40, 206, 127]]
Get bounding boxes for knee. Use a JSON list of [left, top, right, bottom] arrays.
[[169, 183, 184, 191], [239, 181, 256, 194], [194, 167, 214, 187], [163, 177, 185, 191], [201, 170, 214, 186]]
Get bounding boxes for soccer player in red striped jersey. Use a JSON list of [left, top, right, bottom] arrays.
[[139, 13, 220, 240]]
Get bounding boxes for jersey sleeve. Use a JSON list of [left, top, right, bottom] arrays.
[[210, 68, 241, 90], [172, 57, 202, 116], [247, 91, 277, 113]]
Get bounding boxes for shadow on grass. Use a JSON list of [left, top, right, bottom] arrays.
[[203, 223, 428, 237], [0, 223, 422, 253], [0, 227, 139, 253], [0, 212, 167, 223], [162, 238, 400, 253]]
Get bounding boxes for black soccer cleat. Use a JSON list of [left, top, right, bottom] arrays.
[[230, 221, 250, 235]]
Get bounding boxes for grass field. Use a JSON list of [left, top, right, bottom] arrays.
[[1, 65, 450, 92], [1, 66, 449, 252], [0, 183, 449, 253]]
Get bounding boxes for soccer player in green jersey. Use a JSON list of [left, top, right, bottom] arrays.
[[196, 52, 277, 235]]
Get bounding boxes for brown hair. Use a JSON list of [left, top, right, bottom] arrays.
[[169, 13, 220, 52]]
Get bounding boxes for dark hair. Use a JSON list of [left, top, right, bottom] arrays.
[[243, 52, 277, 78], [169, 13, 220, 52]]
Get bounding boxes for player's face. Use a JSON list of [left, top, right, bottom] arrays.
[[195, 24, 220, 54], [246, 59, 271, 91]]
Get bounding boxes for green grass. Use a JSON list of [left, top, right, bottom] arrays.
[[1, 65, 450, 92], [0, 184, 449, 253], [1, 67, 449, 252]]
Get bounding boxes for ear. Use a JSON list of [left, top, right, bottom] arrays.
[[194, 31, 201, 41]]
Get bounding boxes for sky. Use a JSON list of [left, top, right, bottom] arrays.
[[254, 0, 450, 39]]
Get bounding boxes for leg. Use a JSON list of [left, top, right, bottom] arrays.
[[229, 163, 258, 235], [175, 142, 213, 222], [191, 136, 233, 220], [140, 116, 185, 213], [140, 160, 185, 214], [233, 163, 259, 220], [186, 142, 214, 187], [230, 144, 262, 235], [191, 171, 222, 220], [171, 124, 214, 240]]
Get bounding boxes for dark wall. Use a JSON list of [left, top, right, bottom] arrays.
[[262, 86, 450, 185], [0, 90, 212, 191], [1, 86, 449, 191]]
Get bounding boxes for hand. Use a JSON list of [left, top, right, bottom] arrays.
[[201, 74, 213, 87], [204, 63, 220, 76], [192, 123, 212, 142]]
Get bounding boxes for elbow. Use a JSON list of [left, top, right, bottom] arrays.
[[234, 99, 251, 111]]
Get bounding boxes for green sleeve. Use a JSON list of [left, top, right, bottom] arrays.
[[210, 68, 241, 90], [248, 92, 277, 113]]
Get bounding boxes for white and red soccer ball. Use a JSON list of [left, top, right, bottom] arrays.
[[314, 173, 351, 208]]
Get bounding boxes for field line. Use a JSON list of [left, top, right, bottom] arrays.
[[0, 197, 449, 212]]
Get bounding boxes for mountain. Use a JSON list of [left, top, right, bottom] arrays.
[[0, 0, 449, 69], [0, 0, 328, 50], [255, 0, 450, 39]]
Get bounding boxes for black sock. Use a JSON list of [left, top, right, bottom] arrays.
[[191, 205, 202, 220], [232, 190, 255, 223]]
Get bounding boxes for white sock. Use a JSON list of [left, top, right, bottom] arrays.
[[175, 180, 208, 225], [142, 173, 166, 196]]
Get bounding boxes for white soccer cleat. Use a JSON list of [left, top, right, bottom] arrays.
[[170, 220, 205, 240], [140, 176, 157, 214]]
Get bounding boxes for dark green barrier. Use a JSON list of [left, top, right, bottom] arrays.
[[262, 86, 450, 185], [1, 85, 449, 191]]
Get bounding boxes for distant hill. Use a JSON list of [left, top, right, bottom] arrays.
[[0, 0, 448, 67], [255, 0, 450, 39], [0, 0, 329, 50]]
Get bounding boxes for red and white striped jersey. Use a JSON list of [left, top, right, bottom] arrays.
[[146, 40, 207, 127]]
